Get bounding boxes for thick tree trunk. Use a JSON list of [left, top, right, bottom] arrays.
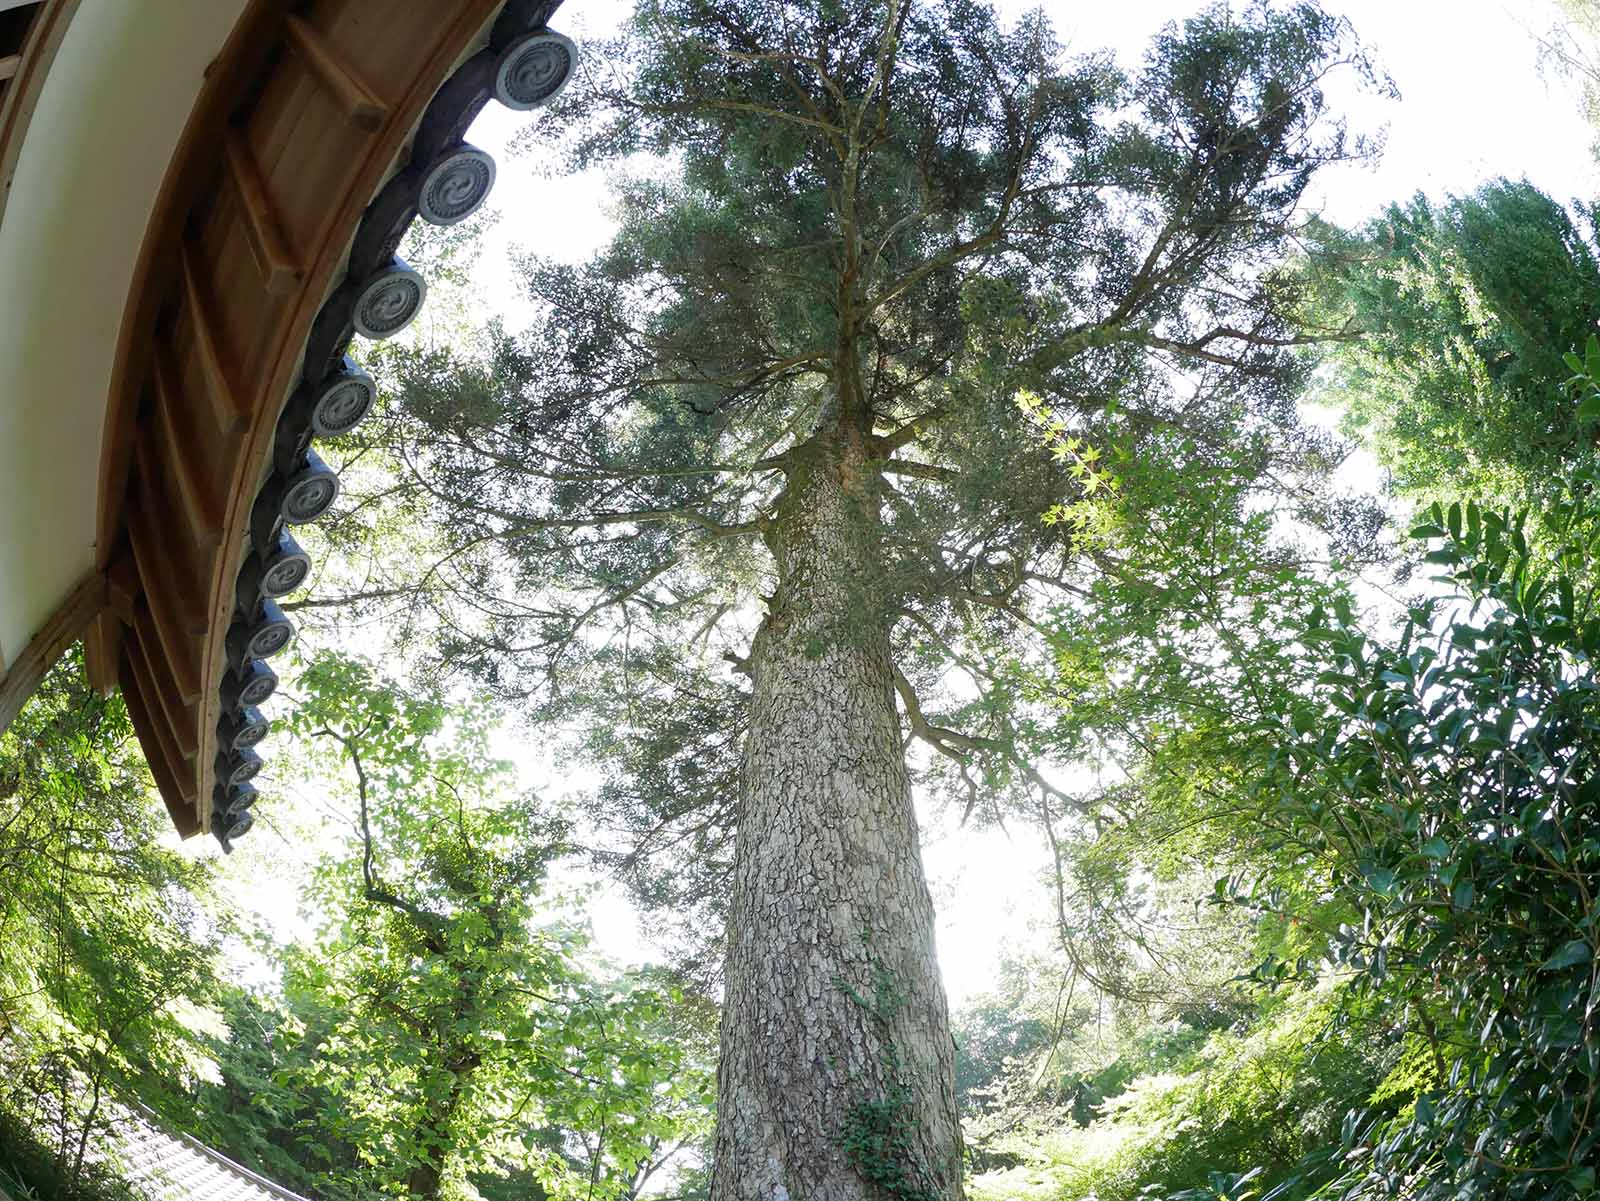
[[407, 1155, 444, 1201], [712, 427, 963, 1199], [406, 1044, 475, 1200]]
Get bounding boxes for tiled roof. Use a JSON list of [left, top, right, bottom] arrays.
[[109, 1113, 311, 1201]]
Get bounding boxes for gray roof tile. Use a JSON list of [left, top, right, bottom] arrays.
[[107, 1112, 312, 1201]]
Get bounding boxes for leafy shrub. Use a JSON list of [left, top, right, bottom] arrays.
[[970, 989, 1390, 1201], [0, 1112, 139, 1201], [1246, 473, 1600, 1197]]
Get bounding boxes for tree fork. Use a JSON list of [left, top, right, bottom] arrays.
[[713, 427, 963, 1198]]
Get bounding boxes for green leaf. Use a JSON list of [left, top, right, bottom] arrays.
[[1539, 940, 1592, 972]]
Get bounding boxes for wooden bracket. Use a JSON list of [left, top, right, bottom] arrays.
[[283, 14, 388, 129], [0, 570, 109, 736], [224, 130, 303, 293]]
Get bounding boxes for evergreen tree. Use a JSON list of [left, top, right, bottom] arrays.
[[325, 1, 1383, 1192], [1309, 178, 1600, 509]]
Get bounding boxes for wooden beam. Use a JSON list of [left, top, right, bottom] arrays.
[[106, 552, 140, 621], [86, 549, 139, 694], [93, 0, 284, 569], [127, 616, 199, 759], [282, 14, 387, 130], [83, 611, 122, 696], [120, 657, 201, 837], [0, 570, 108, 736], [178, 246, 248, 434], [224, 129, 302, 293], [150, 345, 224, 543], [129, 434, 215, 567], [124, 643, 191, 781], [0, 2, 85, 233], [124, 495, 204, 701]]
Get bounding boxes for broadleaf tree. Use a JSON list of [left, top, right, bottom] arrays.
[[320, 1, 1386, 1193], [1227, 478, 1600, 1199], [266, 653, 713, 1201], [0, 654, 221, 1199]]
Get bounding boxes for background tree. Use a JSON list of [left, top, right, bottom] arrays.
[[191, 982, 372, 1201], [237, 652, 714, 1201], [1306, 178, 1600, 513], [1538, 0, 1600, 163], [307, 1, 1385, 1192], [962, 299, 1600, 1201], [1233, 477, 1600, 1198], [949, 376, 1382, 1190], [0, 655, 221, 1200]]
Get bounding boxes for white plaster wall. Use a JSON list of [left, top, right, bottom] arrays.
[[0, 0, 249, 664]]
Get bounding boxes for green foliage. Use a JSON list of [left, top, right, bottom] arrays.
[[14, 9, 1551, 1201], [320, 0, 1385, 977], [970, 990, 1391, 1201], [1236, 476, 1600, 1197], [0, 648, 716, 1201], [990, 361, 1365, 1012], [0, 1117, 138, 1201], [979, 178, 1600, 1201], [1539, 2, 1600, 164], [192, 652, 715, 1201], [189, 982, 369, 1199], [956, 942, 1267, 1160], [842, 1075, 943, 1201], [957, 242, 1381, 1189], [986, 360, 1600, 1199], [0, 652, 220, 1201], [1308, 179, 1600, 511], [838, 941, 947, 1201], [952, 990, 1055, 1116]]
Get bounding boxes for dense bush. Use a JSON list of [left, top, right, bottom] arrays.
[[969, 989, 1393, 1201], [977, 474, 1600, 1200], [1242, 478, 1600, 1198]]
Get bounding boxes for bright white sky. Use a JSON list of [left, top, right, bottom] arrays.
[[467, 0, 1600, 289], [217, 0, 1600, 1011]]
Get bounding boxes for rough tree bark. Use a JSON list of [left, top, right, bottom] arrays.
[[713, 413, 964, 1199]]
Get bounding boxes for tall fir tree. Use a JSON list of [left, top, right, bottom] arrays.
[[324, 1, 1383, 1193]]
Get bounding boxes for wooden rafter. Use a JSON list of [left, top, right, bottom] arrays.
[[85, 0, 547, 836]]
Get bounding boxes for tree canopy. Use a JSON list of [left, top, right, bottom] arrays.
[[12, 3, 1600, 1201], [1308, 178, 1600, 510], [325, 0, 1383, 973]]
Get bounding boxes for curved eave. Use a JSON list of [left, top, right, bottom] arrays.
[[1, 0, 565, 840]]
